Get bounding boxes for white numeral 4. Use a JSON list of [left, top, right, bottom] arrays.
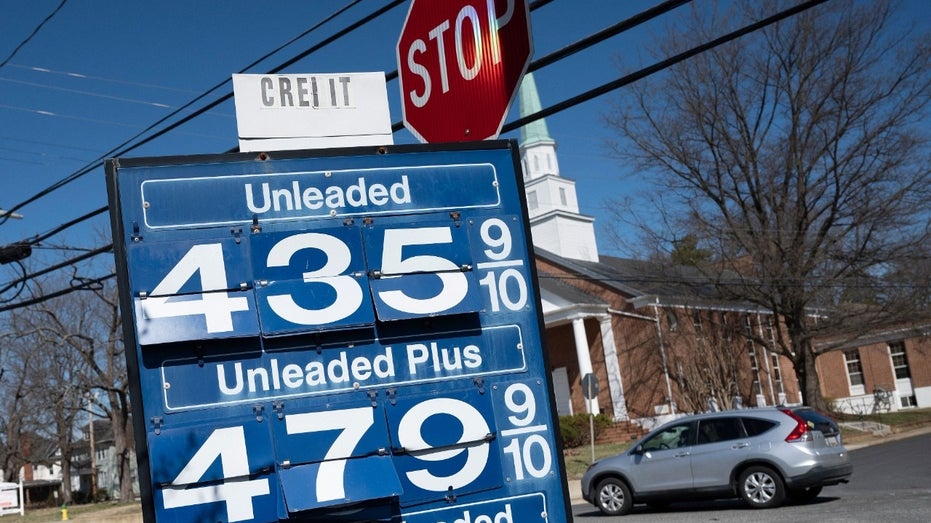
[[161, 427, 269, 522], [141, 243, 249, 333]]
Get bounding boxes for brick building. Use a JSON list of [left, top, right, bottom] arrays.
[[816, 324, 931, 414], [518, 74, 803, 436]]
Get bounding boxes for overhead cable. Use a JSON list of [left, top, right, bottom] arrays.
[[0, 0, 69, 70], [0, 0, 369, 227]]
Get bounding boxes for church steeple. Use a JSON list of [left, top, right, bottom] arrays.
[[519, 73, 555, 148], [518, 73, 559, 181], [517, 73, 600, 262]]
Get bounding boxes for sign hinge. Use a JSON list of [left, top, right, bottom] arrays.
[[473, 377, 485, 394], [273, 401, 285, 420], [131, 221, 142, 243], [151, 417, 163, 436], [386, 388, 397, 405], [231, 227, 243, 244], [367, 390, 379, 407], [253, 404, 265, 423]]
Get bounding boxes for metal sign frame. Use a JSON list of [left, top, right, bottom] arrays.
[[106, 140, 572, 523]]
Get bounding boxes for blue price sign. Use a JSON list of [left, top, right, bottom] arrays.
[[106, 141, 571, 523]]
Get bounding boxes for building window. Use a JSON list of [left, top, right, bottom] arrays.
[[889, 341, 911, 380], [844, 349, 864, 389], [526, 191, 538, 211], [771, 353, 784, 394], [558, 187, 567, 206]]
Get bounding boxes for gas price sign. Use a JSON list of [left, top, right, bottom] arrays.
[[106, 141, 572, 523]]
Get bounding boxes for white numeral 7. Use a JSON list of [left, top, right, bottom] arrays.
[[285, 407, 375, 502]]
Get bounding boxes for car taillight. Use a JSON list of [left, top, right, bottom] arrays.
[[779, 408, 813, 442]]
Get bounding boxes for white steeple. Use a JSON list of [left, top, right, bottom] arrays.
[[518, 73, 599, 263]]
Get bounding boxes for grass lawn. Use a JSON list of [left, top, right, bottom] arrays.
[[12, 501, 141, 522]]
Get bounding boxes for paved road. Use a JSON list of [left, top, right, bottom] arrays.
[[571, 430, 931, 522]]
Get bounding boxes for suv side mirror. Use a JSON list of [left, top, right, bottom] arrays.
[[632, 444, 645, 455]]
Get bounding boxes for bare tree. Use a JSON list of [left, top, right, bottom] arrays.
[[0, 338, 40, 483], [606, 0, 931, 410], [665, 310, 747, 412], [7, 281, 95, 504], [84, 283, 134, 503], [4, 278, 135, 502]]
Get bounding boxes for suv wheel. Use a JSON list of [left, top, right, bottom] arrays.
[[595, 477, 633, 516], [738, 466, 785, 509]]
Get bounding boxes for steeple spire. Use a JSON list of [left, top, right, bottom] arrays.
[[518, 73, 555, 148], [517, 72, 600, 263]]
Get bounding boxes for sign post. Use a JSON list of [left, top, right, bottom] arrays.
[[107, 141, 572, 522], [397, 0, 533, 143], [581, 373, 600, 463]]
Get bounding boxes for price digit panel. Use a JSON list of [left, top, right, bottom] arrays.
[[106, 141, 570, 523]]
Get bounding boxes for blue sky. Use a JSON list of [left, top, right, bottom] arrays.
[[1, 0, 928, 281]]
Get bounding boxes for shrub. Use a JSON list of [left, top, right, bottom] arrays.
[[559, 413, 612, 448]]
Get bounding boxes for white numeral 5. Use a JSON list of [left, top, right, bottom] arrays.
[[378, 227, 468, 314]]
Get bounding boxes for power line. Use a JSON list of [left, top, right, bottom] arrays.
[[0, 0, 69, 70], [0, 0, 371, 228], [0, 0, 836, 313], [4, 63, 203, 95], [0, 76, 185, 110], [501, 0, 831, 133], [0, 0, 398, 309]]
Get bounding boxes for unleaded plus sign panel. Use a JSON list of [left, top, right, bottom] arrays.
[[106, 141, 572, 523]]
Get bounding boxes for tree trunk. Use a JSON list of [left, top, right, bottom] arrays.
[[109, 391, 135, 502], [59, 445, 72, 505], [802, 342, 828, 411]]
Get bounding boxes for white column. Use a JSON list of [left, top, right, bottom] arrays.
[[599, 315, 627, 420], [573, 317, 599, 413]]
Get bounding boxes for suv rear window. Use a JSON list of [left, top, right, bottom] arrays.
[[741, 417, 777, 436], [791, 407, 839, 436]]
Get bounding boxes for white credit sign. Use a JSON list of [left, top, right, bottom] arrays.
[[232, 72, 393, 151]]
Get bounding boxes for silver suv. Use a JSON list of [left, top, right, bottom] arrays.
[[580, 408, 852, 515]]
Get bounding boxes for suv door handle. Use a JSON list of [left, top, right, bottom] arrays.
[[732, 442, 750, 449], [675, 452, 690, 458]]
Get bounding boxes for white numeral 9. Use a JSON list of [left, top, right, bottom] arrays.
[[480, 218, 512, 260], [398, 398, 490, 490], [505, 383, 536, 426]]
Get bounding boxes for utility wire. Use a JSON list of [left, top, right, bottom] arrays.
[[0, 0, 369, 227], [0, 0, 401, 307], [501, 0, 830, 133], [0, 273, 115, 313], [0, 244, 112, 298], [0, 0, 69, 70], [0, 0, 833, 312]]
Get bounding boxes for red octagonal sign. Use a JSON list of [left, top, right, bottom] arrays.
[[397, 0, 533, 143]]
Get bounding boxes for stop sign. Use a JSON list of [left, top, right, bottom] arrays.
[[397, 0, 533, 143]]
